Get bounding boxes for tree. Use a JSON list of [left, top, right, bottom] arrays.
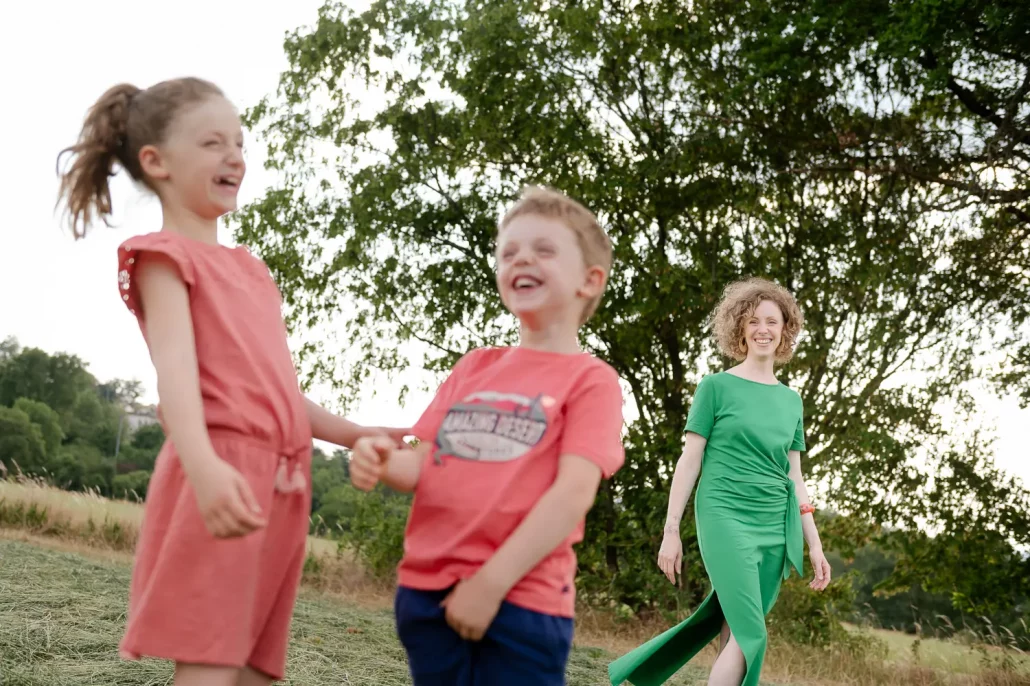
[[50, 441, 113, 495], [310, 447, 349, 517], [0, 406, 46, 476], [0, 336, 19, 362], [238, 0, 1030, 612], [96, 379, 144, 410], [116, 422, 166, 473], [130, 422, 165, 454], [65, 390, 119, 454], [13, 398, 64, 459], [0, 347, 96, 427]]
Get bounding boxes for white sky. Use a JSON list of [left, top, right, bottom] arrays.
[[0, 1, 1027, 484]]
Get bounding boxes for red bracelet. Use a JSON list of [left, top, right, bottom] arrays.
[[800, 503, 815, 516]]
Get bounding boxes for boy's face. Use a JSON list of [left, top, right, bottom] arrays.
[[495, 214, 604, 327]]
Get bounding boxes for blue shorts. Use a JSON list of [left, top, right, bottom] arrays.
[[394, 586, 575, 686]]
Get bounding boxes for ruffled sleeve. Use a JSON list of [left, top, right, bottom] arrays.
[[116, 233, 196, 317]]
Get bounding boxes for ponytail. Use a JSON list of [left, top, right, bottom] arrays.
[[57, 84, 141, 239], [56, 77, 223, 239]]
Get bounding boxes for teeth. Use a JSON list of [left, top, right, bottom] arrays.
[[514, 276, 539, 289]]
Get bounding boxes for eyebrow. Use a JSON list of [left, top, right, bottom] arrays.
[[205, 131, 245, 141]]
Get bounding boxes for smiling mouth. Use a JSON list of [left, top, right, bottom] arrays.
[[754, 337, 772, 345], [512, 275, 542, 291], [215, 175, 240, 189]]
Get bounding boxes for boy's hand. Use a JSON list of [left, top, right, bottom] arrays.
[[350, 435, 394, 491], [441, 573, 507, 641]]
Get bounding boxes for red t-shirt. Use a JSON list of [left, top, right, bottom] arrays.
[[399, 346, 625, 618]]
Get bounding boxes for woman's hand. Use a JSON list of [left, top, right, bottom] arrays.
[[657, 529, 684, 585], [809, 546, 832, 591]]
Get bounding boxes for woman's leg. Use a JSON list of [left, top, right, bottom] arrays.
[[717, 620, 731, 656], [707, 633, 746, 686]]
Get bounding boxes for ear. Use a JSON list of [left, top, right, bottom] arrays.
[[576, 265, 607, 300], [138, 144, 170, 182]]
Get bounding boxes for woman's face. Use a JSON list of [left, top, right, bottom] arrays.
[[744, 299, 784, 360]]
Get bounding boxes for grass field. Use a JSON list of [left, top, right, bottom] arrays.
[[2, 479, 1028, 685], [0, 536, 714, 686]]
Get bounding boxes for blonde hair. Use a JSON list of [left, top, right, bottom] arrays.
[[711, 277, 804, 363], [499, 186, 612, 324]]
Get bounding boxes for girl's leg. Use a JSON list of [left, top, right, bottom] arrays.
[[707, 633, 747, 686], [237, 666, 274, 686], [173, 664, 240, 686]]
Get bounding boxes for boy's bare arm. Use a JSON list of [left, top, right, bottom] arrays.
[[475, 453, 603, 594], [381, 442, 430, 492]]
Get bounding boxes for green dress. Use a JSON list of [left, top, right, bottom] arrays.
[[609, 372, 806, 686]]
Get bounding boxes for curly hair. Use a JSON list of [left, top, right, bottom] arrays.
[[710, 277, 804, 363]]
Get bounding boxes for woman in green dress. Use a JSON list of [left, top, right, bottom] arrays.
[[610, 278, 832, 686]]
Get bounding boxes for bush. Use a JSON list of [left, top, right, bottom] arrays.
[[768, 569, 860, 647], [0, 406, 46, 475], [333, 483, 411, 578], [112, 470, 151, 501], [48, 441, 114, 495]]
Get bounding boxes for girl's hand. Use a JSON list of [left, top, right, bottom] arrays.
[[809, 546, 832, 591], [190, 456, 266, 538], [350, 435, 395, 491], [657, 529, 684, 585], [369, 426, 411, 448]]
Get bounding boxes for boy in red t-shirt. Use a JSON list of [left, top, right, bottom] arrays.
[[351, 186, 625, 685]]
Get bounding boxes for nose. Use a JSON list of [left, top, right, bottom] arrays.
[[512, 248, 534, 266], [225, 146, 245, 168]]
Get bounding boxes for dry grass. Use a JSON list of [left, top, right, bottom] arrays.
[[2, 478, 1028, 686]]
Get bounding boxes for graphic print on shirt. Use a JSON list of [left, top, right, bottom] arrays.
[[434, 391, 555, 464]]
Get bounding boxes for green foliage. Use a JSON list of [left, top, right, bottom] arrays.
[[129, 423, 165, 454], [0, 346, 97, 430], [309, 447, 350, 518], [0, 406, 47, 475], [65, 391, 119, 453], [116, 423, 166, 473], [331, 482, 412, 578], [0, 339, 146, 495], [13, 398, 64, 459], [237, 0, 1030, 623], [769, 571, 859, 647], [112, 470, 151, 501], [48, 441, 114, 496]]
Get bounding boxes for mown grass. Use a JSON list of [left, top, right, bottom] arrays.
[[0, 537, 711, 685], [2, 478, 1028, 685]]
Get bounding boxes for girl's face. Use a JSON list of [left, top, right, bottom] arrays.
[[144, 96, 246, 220], [495, 214, 602, 327], [744, 299, 784, 360]]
